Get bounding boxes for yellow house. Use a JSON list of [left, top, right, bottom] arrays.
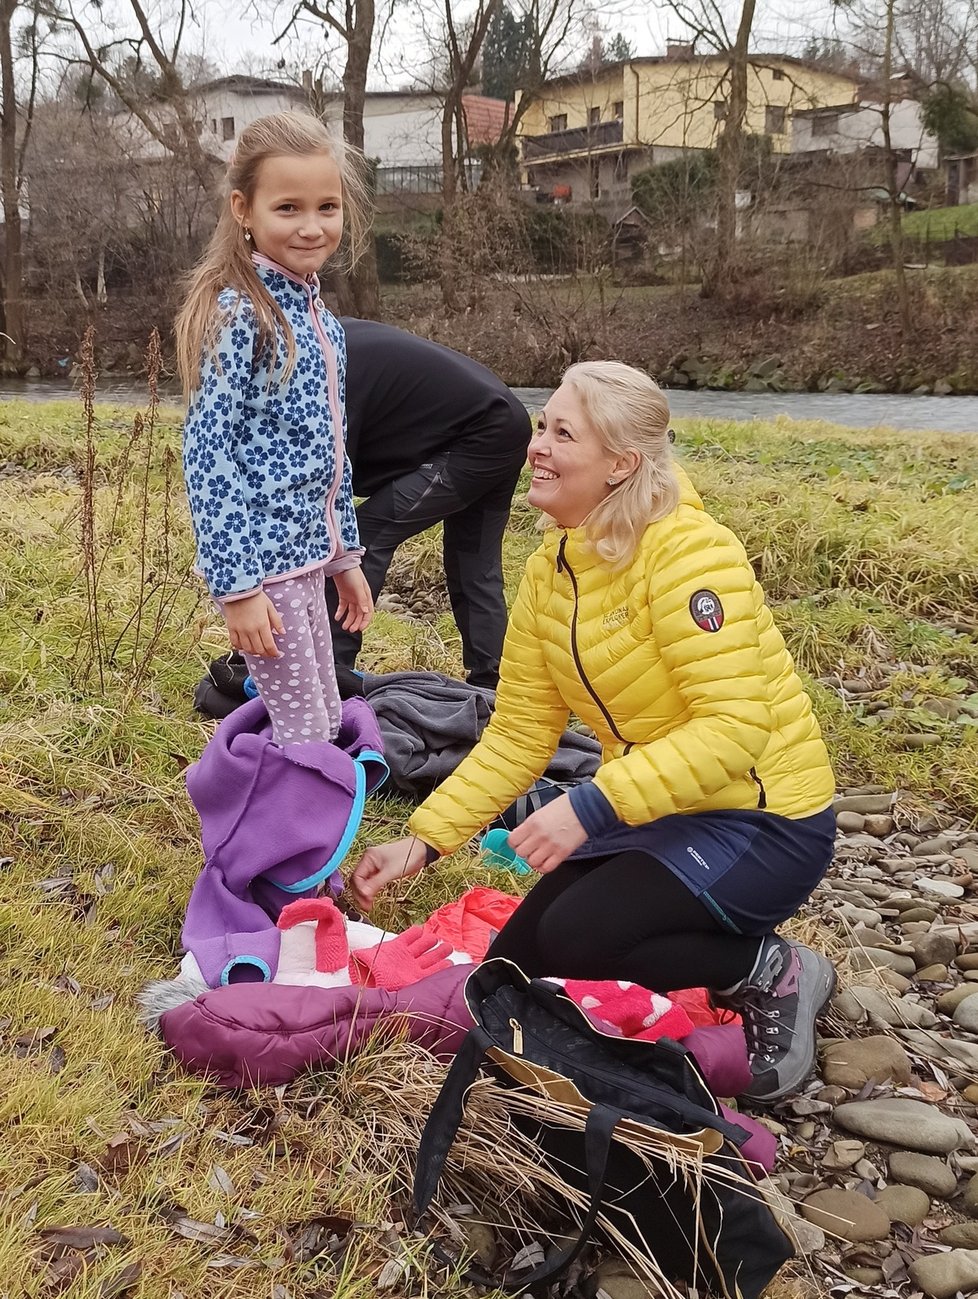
[[518, 53, 860, 211]]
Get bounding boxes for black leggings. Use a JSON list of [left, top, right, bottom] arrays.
[[486, 851, 764, 993]]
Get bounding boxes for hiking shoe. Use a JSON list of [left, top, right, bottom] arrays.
[[714, 935, 836, 1105]]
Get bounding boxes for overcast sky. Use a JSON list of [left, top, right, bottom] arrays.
[[186, 0, 847, 89]]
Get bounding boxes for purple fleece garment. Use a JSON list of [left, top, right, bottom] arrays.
[[160, 964, 473, 1088], [182, 696, 387, 988]]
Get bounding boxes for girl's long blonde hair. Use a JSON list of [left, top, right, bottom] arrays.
[[556, 361, 680, 568], [174, 110, 372, 396]]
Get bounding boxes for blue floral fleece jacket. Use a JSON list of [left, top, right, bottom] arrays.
[[183, 254, 362, 602]]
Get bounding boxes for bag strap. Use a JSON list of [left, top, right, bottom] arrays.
[[413, 1027, 490, 1219], [413, 1031, 621, 1294]]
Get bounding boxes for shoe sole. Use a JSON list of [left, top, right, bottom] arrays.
[[744, 947, 837, 1105]]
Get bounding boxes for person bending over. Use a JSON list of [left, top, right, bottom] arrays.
[[334, 319, 531, 689], [351, 360, 837, 1105]]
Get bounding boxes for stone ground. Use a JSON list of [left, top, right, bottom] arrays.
[[750, 787, 978, 1299]]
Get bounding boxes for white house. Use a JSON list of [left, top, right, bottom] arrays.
[[791, 98, 939, 173], [194, 76, 305, 159]]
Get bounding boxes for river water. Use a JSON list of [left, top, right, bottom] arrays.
[[3, 377, 978, 435]]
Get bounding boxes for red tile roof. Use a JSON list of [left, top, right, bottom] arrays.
[[461, 94, 509, 145]]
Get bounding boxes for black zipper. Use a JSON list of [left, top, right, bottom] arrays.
[[557, 535, 633, 753], [749, 767, 767, 809]]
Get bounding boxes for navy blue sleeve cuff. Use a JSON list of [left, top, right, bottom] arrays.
[[422, 842, 440, 866], [567, 782, 619, 839]]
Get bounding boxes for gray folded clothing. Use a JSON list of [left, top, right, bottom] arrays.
[[359, 669, 600, 799]]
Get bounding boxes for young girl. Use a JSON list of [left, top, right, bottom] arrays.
[[177, 111, 373, 746]]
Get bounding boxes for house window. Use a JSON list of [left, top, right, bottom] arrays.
[[714, 100, 727, 120], [772, 68, 785, 81], [612, 100, 624, 118], [222, 116, 236, 141], [210, 118, 218, 135], [765, 106, 787, 134], [548, 113, 567, 133], [812, 112, 839, 138], [589, 106, 601, 125]]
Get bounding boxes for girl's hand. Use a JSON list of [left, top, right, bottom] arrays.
[[223, 591, 284, 658], [333, 566, 374, 633], [507, 794, 588, 875], [351, 837, 430, 912]]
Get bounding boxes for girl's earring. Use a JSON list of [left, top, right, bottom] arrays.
[[606, 477, 619, 486], [243, 226, 252, 243]]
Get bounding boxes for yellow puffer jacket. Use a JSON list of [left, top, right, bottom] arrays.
[[409, 471, 834, 856]]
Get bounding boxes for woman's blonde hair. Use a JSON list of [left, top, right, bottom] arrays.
[[174, 110, 372, 395], [556, 360, 680, 568]]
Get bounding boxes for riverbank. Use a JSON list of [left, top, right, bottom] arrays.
[[10, 262, 978, 396], [3, 402, 978, 1297]]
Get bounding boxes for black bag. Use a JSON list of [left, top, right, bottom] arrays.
[[413, 960, 794, 1297]]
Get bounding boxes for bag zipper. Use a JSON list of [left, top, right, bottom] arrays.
[[556, 535, 633, 754], [509, 1018, 523, 1055]]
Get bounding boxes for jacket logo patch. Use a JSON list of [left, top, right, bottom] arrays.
[[602, 604, 630, 631], [690, 589, 724, 632]]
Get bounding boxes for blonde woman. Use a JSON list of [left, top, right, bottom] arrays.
[[352, 361, 837, 1104], [176, 111, 373, 746]]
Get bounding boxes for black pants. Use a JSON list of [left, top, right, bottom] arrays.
[[330, 449, 523, 688], [486, 851, 763, 993]]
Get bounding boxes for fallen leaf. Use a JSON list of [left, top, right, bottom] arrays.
[[165, 1215, 226, 1243], [208, 1166, 235, 1195], [510, 1242, 546, 1271], [42, 1252, 86, 1293], [98, 1135, 145, 1177], [916, 1080, 949, 1102], [90, 995, 115, 1012], [376, 1257, 407, 1290], [206, 1255, 255, 1269], [38, 1226, 127, 1250], [75, 1164, 100, 1192], [98, 1262, 142, 1297], [14, 1026, 57, 1056], [48, 1045, 67, 1074]]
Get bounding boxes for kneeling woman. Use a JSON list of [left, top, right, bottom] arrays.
[[352, 360, 836, 1104]]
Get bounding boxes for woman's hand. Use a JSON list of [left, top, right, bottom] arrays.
[[223, 591, 284, 658], [333, 567, 374, 633], [507, 794, 588, 875], [351, 836, 431, 912]]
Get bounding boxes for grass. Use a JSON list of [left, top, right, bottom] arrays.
[[901, 201, 978, 244], [2, 394, 978, 1295]]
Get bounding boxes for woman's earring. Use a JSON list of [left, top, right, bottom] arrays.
[[243, 226, 252, 242], [606, 477, 619, 486]]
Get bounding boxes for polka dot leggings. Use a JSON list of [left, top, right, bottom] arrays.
[[243, 572, 342, 745]]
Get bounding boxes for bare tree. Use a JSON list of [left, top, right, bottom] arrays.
[[276, 0, 381, 317], [40, 1, 222, 199]]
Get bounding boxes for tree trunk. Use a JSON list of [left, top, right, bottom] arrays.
[[340, 0, 380, 319], [701, 0, 756, 298], [880, 0, 911, 335], [0, 0, 25, 363]]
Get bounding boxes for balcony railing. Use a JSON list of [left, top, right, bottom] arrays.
[[523, 118, 624, 160]]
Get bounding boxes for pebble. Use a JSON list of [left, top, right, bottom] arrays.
[[938, 1222, 978, 1248], [837, 811, 866, 833], [915, 963, 950, 981], [957, 952, 978, 971], [835, 903, 883, 927], [917, 877, 966, 900], [835, 794, 896, 815], [912, 933, 958, 968], [833, 1098, 972, 1153], [584, 1259, 648, 1299], [937, 984, 978, 1014], [887, 1151, 958, 1198], [901, 1026, 978, 1074], [965, 1172, 978, 1218], [953, 997, 978, 1032], [952, 846, 978, 872], [849, 948, 917, 977], [842, 1263, 884, 1285], [800, 1188, 890, 1242], [822, 1139, 865, 1171], [462, 1221, 497, 1267], [909, 1248, 978, 1299], [914, 837, 952, 856], [848, 986, 938, 1028], [863, 814, 894, 837], [875, 1183, 931, 1225], [899, 906, 939, 923], [963, 1084, 978, 1105], [821, 1036, 912, 1089]]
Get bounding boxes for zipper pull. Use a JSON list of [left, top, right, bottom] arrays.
[[556, 533, 567, 573], [508, 1018, 524, 1055]]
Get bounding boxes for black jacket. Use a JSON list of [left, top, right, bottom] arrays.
[[341, 318, 531, 497]]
